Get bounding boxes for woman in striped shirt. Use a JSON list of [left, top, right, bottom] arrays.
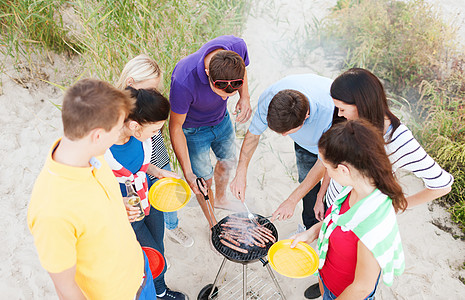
[[116, 55, 194, 249], [281, 68, 453, 299], [316, 68, 453, 213]]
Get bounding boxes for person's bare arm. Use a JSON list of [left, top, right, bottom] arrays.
[[230, 130, 260, 201], [147, 164, 180, 179], [290, 221, 323, 247], [169, 111, 204, 194], [337, 241, 381, 299], [271, 160, 325, 221], [235, 69, 252, 123], [314, 170, 330, 221], [48, 265, 86, 300], [406, 186, 451, 208]]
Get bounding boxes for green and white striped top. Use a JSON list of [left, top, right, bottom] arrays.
[[317, 186, 404, 286]]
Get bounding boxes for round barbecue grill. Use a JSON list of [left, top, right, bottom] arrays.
[[195, 178, 286, 300], [198, 212, 285, 300], [210, 212, 278, 264]]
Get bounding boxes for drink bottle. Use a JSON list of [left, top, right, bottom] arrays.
[[125, 180, 145, 221]]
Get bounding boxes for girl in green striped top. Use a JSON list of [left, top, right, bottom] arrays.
[[291, 119, 407, 299]]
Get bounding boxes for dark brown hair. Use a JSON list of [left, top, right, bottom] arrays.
[[267, 89, 309, 134], [209, 50, 245, 93], [126, 87, 170, 124], [62, 79, 134, 140], [318, 119, 407, 212], [330, 68, 400, 139]]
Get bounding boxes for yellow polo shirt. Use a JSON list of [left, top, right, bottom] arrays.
[[28, 140, 144, 299]]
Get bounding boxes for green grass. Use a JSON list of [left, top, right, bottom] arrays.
[[1, 0, 249, 172], [416, 79, 465, 233], [0, 0, 82, 59], [318, 0, 457, 93], [71, 0, 247, 91], [307, 0, 465, 234]]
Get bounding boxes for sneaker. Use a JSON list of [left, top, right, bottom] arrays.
[[304, 283, 321, 299], [166, 227, 194, 248], [157, 288, 189, 300]]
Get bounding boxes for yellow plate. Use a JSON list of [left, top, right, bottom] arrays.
[[148, 178, 191, 212], [268, 239, 319, 278]]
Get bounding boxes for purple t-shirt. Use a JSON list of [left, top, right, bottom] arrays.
[[169, 35, 249, 128]]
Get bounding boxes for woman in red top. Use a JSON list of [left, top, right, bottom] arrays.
[[291, 119, 407, 299]]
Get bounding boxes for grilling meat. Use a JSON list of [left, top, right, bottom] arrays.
[[219, 233, 241, 246], [217, 216, 275, 253], [220, 239, 248, 253]]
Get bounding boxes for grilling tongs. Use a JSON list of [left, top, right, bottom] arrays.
[[196, 177, 218, 226]]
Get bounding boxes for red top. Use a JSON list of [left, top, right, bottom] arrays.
[[319, 193, 359, 296]]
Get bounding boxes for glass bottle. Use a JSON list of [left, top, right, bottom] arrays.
[[125, 180, 145, 221]]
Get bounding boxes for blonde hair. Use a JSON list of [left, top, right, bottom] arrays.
[[115, 54, 162, 90]]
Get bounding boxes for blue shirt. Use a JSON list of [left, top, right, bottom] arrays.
[[249, 74, 334, 155], [109, 136, 153, 196], [170, 35, 250, 128]]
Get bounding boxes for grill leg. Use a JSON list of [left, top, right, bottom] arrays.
[[208, 257, 227, 299], [243, 264, 247, 300], [265, 263, 286, 300]]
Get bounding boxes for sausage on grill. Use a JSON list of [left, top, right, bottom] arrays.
[[220, 239, 249, 253]]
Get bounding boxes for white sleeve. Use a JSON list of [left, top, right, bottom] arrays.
[[386, 124, 453, 189]]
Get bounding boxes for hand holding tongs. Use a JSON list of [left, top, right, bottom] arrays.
[[196, 177, 217, 226]]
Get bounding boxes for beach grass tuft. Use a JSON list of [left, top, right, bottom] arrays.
[[1, 0, 249, 172], [305, 0, 465, 234]]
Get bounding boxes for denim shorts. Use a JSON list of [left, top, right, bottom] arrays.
[[182, 111, 236, 180], [320, 273, 380, 300]]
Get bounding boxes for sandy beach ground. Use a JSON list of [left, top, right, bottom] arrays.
[[1, 0, 464, 299]]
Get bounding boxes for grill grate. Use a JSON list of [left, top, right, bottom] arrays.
[[211, 212, 278, 263]]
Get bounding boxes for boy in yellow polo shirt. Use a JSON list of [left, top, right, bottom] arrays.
[[28, 79, 156, 299]]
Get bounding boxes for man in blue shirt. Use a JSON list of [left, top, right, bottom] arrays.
[[230, 74, 334, 229]]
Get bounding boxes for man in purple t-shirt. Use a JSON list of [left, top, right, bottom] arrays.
[[169, 35, 251, 228]]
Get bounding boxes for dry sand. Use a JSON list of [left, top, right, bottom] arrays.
[[1, 0, 464, 299]]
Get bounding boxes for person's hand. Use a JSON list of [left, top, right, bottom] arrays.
[[123, 197, 142, 223], [147, 164, 181, 180], [314, 192, 325, 221], [185, 172, 201, 194], [289, 223, 321, 248], [156, 168, 181, 180], [185, 172, 207, 196], [234, 96, 252, 123], [230, 173, 247, 202], [290, 229, 317, 248], [271, 198, 298, 222]]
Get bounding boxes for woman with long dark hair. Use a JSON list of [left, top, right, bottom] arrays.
[[291, 119, 407, 299], [274, 68, 453, 299], [322, 68, 453, 209], [104, 88, 187, 300]]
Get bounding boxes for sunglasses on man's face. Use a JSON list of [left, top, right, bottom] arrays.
[[212, 79, 244, 90]]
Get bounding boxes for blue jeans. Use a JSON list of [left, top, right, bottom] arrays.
[[294, 142, 321, 228], [136, 252, 156, 300], [155, 163, 179, 230], [320, 274, 380, 300], [182, 111, 236, 180], [132, 206, 167, 294]]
